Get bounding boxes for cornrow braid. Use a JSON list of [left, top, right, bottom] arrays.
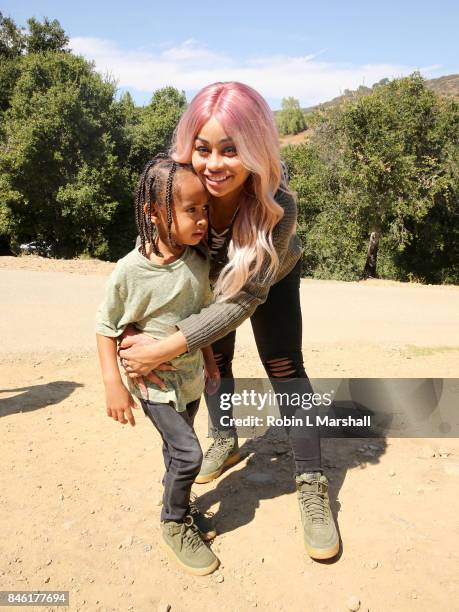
[[165, 161, 179, 250], [134, 153, 195, 258], [134, 155, 163, 257]]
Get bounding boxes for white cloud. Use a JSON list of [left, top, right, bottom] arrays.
[[70, 37, 441, 107], [160, 39, 223, 63]]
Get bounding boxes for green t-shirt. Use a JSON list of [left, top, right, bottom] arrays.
[[96, 246, 213, 411]]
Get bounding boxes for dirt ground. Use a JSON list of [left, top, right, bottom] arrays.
[[1, 255, 459, 612]]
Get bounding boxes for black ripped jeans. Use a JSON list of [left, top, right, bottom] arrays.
[[206, 258, 322, 475]]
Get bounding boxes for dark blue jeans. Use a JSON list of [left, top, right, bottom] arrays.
[[206, 258, 322, 475], [141, 398, 202, 521]]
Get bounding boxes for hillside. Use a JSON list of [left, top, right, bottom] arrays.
[[301, 73, 459, 114], [426, 73, 459, 97], [278, 73, 459, 146]]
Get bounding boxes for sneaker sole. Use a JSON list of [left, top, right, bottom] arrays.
[[194, 451, 241, 484], [161, 539, 220, 576], [305, 540, 339, 560]]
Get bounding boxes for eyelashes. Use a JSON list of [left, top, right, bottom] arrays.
[[194, 146, 237, 155]]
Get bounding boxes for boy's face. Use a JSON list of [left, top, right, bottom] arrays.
[[154, 172, 209, 247]]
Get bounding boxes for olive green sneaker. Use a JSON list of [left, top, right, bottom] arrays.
[[161, 516, 219, 576], [188, 492, 217, 541], [194, 434, 240, 484], [296, 472, 339, 560]]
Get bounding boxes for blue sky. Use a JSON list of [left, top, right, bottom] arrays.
[[3, 1, 458, 108]]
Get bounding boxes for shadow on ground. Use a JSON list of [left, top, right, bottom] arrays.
[[0, 380, 83, 417], [193, 426, 387, 563]]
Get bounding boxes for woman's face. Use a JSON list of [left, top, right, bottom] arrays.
[[192, 117, 251, 201]]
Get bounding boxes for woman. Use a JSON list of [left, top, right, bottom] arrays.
[[120, 81, 339, 560]]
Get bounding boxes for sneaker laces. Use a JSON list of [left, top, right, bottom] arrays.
[[180, 519, 205, 553], [297, 477, 330, 525], [188, 492, 214, 520], [203, 434, 232, 460]]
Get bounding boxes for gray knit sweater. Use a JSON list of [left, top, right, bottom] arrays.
[[176, 188, 302, 353]]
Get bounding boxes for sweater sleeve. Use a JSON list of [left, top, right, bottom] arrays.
[[176, 189, 298, 353]]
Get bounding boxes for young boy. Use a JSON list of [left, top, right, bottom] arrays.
[[96, 156, 219, 576]]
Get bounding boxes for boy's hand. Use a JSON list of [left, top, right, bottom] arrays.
[[203, 353, 221, 396], [105, 381, 139, 426]]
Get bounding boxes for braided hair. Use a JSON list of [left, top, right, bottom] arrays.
[[134, 153, 189, 258]]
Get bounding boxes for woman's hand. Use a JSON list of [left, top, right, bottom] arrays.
[[118, 326, 176, 389], [118, 334, 177, 380]]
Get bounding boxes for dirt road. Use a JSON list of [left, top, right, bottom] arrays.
[[1, 256, 458, 612]]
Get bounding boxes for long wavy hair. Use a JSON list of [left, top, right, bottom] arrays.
[[171, 81, 288, 301]]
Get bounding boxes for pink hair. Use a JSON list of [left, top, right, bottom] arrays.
[[171, 81, 287, 301]]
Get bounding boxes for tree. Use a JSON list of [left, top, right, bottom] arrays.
[[282, 130, 367, 281], [277, 97, 306, 136], [281, 73, 459, 283], [0, 15, 69, 116], [372, 78, 390, 89], [26, 17, 69, 54], [0, 14, 191, 260], [0, 12, 25, 58], [0, 14, 25, 115], [396, 95, 459, 283], [0, 52, 130, 258], [0, 14, 69, 58], [339, 74, 448, 278], [126, 86, 187, 172]]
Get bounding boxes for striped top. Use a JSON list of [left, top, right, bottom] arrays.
[[209, 226, 230, 260]]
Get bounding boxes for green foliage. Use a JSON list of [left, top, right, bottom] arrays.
[[277, 97, 307, 136], [26, 17, 69, 54], [0, 14, 25, 116], [282, 73, 459, 283], [0, 16, 187, 260], [0, 13, 69, 57], [0, 56, 21, 115], [0, 13, 70, 117], [1, 14, 457, 285], [125, 86, 187, 173], [396, 97, 459, 283], [0, 12, 26, 58], [0, 52, 129, 257], [282, 141, 367, 280]]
